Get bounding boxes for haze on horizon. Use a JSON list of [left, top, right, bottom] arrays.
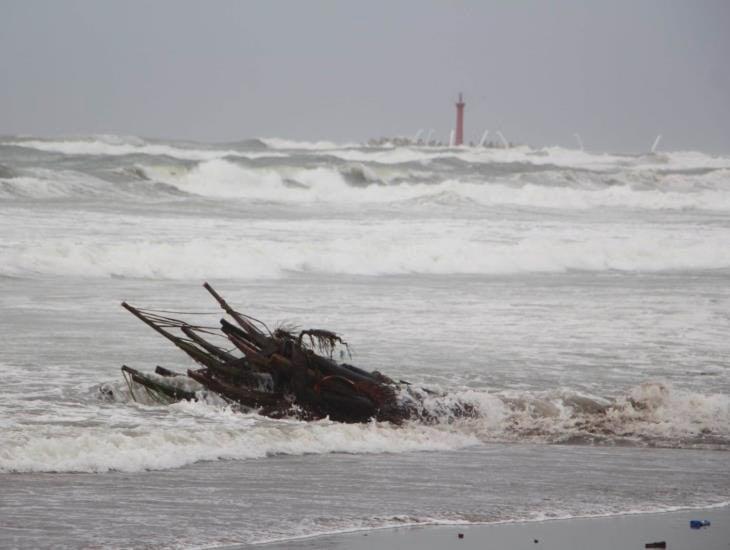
[[1, 0, 728, 153]]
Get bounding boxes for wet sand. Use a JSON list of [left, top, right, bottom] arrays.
[[254, 506, 728, 549]]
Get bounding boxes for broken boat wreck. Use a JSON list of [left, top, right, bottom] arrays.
[[121, 283, 474, 424]]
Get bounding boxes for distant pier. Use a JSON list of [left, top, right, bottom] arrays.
[[367, 92, 517, 148]]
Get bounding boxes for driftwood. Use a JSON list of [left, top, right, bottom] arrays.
[[120, 283, 475, 424]]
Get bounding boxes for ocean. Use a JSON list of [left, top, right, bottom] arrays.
[[1, 135, 728, 548]]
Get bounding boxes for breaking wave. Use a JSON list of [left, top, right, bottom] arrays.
[[4, 227, 730, 279], [260, 137, 358, 150], [327, 145, 730, 170], [0, 381, 726, 474], [138, 158, 730, 211], [419, 381, 730, 448], [6, 134, 730, 171], [6, 136, 287, 161], [3, 159, 730, 212], [3, 134, 730, 212], [0, 168, 186, 200], [0, 405, 478, 473]]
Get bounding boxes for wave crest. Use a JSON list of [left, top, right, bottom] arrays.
[[6, 136, 288, 161], [133, 158, 730, 211], [411, 381, 730, 448]]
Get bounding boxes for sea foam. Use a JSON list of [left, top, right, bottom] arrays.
[[0, 408, 478, 473], [1, 381, 726, 474], [3, 223, 730, 279], [139, 158, 730, 211]]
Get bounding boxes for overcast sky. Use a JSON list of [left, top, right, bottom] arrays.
[[1, 1, 728, 152]]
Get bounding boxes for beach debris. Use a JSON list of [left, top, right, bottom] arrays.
[[689, 519, 711, 529], [120, 282, 476, 424], [644, 542, 666, 549]]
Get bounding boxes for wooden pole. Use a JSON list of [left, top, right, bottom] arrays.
[[203, 282, 268, 347]]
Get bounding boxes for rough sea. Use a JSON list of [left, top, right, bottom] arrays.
[[1, 135, 728, 548]]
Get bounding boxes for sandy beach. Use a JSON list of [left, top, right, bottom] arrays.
[[254, 506, 728, 549]]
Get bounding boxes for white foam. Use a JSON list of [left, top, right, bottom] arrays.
[[5, 163, 730, 213], [136, 157, 730, 212], [326, 145, 632, 169], [6, 139, 730, 211], [430, 177, 730, 211], [4, 219, 730, 279], [0, 404, 477, 473], [260, 137, 358, 150], [446, 381, 730, 447], [144, 159, 410, 203], [155, 158, 290, 199], [1, 380, 725, 474], [329, 145, 730, 171]]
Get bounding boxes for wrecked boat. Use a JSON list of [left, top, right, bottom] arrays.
[[121, 282, 475, 424]]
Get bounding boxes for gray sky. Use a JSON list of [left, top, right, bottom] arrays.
[[1, 0, 728, 152]]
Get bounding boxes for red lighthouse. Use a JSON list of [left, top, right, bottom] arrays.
[[455, 92, 465, 146]]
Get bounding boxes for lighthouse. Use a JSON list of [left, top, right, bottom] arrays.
[[455, 93, 465, 146]]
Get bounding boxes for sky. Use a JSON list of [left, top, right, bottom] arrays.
[[1, 0, 728, 152]]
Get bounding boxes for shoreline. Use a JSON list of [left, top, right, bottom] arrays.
[[248, 505, 729, 549]]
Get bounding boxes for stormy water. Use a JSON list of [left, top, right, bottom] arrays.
[[1, 135, 729, 548]]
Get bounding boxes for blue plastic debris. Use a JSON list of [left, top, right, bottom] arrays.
[[690, 520, 711, 529]]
